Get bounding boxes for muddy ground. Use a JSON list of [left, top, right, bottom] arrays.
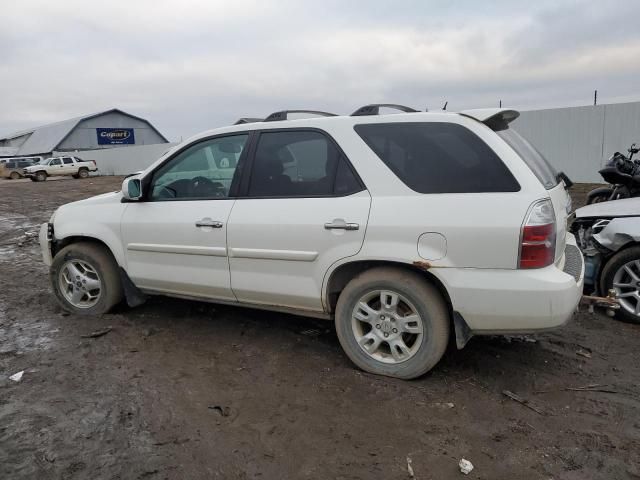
[[0, 177, 638, 480]]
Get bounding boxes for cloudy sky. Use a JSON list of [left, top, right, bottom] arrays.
[[2, 0, 639, 140]]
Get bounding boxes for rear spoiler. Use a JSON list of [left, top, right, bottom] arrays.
[[458, 108, 520, 131]]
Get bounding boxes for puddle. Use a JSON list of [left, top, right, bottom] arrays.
[[0, 212, 36, 235], [0, 304, 55, 355], [0, 213, 40, 260]]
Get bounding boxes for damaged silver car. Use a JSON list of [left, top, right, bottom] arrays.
[[572, 198, 640, 323]]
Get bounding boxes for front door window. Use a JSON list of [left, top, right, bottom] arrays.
[[150, 135, 248, 200]]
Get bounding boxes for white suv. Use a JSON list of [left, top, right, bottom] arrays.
[[39, 105, 583, 379]]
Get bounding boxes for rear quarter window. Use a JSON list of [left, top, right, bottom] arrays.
[[497, 128, 559, 190], [354, 122, 520, 193]]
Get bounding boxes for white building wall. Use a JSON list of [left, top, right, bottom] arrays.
[[56, 142, 178, 176], [57, 112, 167, 151], [513, 101, 640, 183]]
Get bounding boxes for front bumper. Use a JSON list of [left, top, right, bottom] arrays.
[[443, 234, 584, 333], [39, 222, 53, 266]]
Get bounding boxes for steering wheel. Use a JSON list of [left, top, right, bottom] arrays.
[[190, 176, 225, 197]]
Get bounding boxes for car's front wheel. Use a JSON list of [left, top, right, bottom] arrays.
[[50, 242, 123, 315], [601, 246, 640, 323], [335, 267, 450, 379]]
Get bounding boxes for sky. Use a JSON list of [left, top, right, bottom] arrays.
[[1, 0, 640, 141]]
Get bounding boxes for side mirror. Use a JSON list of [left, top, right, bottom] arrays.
[[122, 176, 142, 201]]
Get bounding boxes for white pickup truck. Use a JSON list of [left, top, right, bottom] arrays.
[[24, 155, 98, 181]]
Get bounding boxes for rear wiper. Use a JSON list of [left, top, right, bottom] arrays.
[[557, 171, 573, 189]]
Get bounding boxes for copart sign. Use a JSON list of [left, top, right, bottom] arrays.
[[96, 128, 135, 145]]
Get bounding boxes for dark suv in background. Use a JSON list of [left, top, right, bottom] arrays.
[[0, 159, 38, 179]]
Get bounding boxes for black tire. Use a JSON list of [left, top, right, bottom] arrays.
[[587, 194, 610, 205], [335, 267, 450, 379], [9, 171, 20, 180], [78, 168, 89, 179], [600, 246, 640, 324], [29, 177, 37, 182], [71, 174, 79, 179], [50, 242, 123, 315], [36, 171, 47, 182]]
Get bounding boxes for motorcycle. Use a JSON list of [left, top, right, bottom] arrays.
[[587, 143, 640, 204]]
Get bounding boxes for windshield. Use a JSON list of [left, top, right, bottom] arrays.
[[498, 128, 559, 189]]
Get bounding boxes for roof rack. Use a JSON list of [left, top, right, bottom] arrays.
[[351, 104, 420, 116], [263, 110, 338, 122], [234, 117, 263, 125]]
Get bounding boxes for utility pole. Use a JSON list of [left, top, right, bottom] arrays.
[[594, 90, 598, 106], [499, 100, 502, 108]]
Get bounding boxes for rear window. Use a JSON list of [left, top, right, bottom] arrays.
[[354, 122, 520, 194], [497, 128, 558, 189]]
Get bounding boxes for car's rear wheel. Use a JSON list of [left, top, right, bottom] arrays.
[[36, 171, 47, 182], [601, 246, 640, 323], [50, 242, 123, 315], [78, 168, 89, 179], [335, 267, 450, 379], [9, 171, 20, 180]]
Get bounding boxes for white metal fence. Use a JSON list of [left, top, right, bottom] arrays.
[[513, 101, 640, 183], [57, 101, 640, 183]]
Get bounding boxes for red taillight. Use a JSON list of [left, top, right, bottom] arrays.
[[519, 199, 556, 269]]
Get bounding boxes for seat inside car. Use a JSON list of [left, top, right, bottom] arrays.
[[251, 147, 293, 196]]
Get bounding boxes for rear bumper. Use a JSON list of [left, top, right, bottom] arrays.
[[443, 235, 584, 333]]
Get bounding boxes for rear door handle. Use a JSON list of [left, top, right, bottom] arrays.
[[324, 220, 359, 231], [195, 219, 223, 228]]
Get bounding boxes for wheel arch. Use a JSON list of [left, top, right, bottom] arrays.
[[53, 234, 124, 267], [324, 260, 453, 315]]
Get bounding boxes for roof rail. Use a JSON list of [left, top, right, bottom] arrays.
[[351, 104, 420, 116], [263, 110, 338, 122], [234, 117, 263, 125]]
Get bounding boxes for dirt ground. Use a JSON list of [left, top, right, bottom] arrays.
[[1, 176, 639, 480]]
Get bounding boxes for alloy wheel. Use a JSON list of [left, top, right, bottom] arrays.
[[58, 260, 102, 308], [612, 259, 640, 318], [351, 289, 424, 364]]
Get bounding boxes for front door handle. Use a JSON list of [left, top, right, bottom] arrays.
[[324, 220, 359, 231], [195, 218, 223, 228]]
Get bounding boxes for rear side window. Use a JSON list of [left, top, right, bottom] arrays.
[[248, 130, 363, 197], [497, 128, 559, 190], [355, 122, 520, 193], [63, 157, 73, 164]]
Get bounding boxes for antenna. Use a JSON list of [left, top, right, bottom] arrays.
[[442, 101, 448, 111]]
